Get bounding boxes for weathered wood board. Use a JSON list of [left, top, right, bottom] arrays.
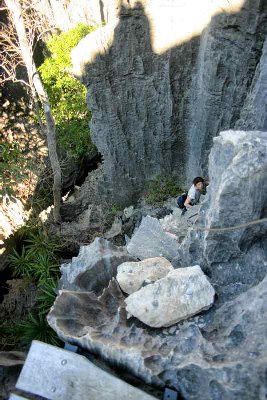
[[15, 341, 156, 400]]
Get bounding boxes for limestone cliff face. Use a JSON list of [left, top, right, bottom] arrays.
[[72, 0, 267, 205]]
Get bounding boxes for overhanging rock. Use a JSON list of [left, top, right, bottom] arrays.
[[60, 237, 136, 294]]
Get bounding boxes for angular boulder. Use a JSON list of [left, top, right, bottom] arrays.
[[181, 130, 267, 300], [127, 216, 180, 261], [60, 237, 136, 294], [125, 265, 215, 327], [116, 257, 173, 294], [48, 273, 267, 400]]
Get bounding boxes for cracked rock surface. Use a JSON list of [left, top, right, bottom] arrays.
[[48, 130, 267, 400]]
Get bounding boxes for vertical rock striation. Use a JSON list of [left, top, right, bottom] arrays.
[[72, 0, 267, 206]]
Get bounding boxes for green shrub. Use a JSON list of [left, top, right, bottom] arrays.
[[18, 313, 61, 347], [9, 246, 33, 278], [39, 23, 96, 158], [146, 175, 183, 205], [9, 228, 61, 285], [25, 230, 61, 256], [5, 225, 62, 349], [37, 277, 58, 316]]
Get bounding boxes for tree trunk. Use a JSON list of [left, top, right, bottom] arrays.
[[5, 0, 62, 223]]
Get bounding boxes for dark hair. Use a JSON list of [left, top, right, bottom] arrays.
[[192, 176, 204, 185]]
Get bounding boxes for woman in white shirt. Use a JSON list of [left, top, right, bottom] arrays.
[[182, 177, 205, 215]]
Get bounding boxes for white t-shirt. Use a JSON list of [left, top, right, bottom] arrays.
[[187, 185, 201, 204]]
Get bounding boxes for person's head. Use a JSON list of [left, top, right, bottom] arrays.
[[192, 176, 204, 190]]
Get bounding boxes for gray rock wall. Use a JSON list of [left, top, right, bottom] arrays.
[[72, 0, 267, 206], [180, 130, 267, 301]]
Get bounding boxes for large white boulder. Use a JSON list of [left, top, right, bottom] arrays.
[[125, 265, 215, 327], [116, 257, 173, 294]]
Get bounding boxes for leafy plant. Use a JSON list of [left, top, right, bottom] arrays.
[[9, 246, 33, 278], [39, 23, 96, 158], [146, 175, 183, 204], [18, 313, 61, 347], [37, 277, 58, 316], [9, 228, 61, 285], [25, 230, 61, 256], [5, 226, 62, 350], [28, 254, 59, 285]]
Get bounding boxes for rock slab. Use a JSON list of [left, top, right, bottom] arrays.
[[125, 266, 215, 327], [127, 216, 180, 261]]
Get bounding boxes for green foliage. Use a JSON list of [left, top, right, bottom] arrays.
[[146, 175, 183, 205], [39, 23, 96, 157], [9, 228, 61, 286], [9, 246, 33, 278], [37, 277, 58, 316], [2, 275, 60, 348], [17, 313, 61, 347], [25, 230, 61, 256], [5, 227, 62, 349], [0, 141, 33, 198]]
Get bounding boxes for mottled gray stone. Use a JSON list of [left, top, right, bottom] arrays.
[[71, 0, 267, 205], [104, 216, 122, 239], [60, 237, 136, 294], [125, 266, 215, 327], [160, 205, 201, 243], [126, 216, 180, 261], [48, 275, 267, 400], [116, 257, 173, 294], [180, 130, 267, 300], [236, 36, 267, 130]]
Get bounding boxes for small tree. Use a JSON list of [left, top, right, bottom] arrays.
[[0, 0, 62, 223], [39, 23, 95, 158]]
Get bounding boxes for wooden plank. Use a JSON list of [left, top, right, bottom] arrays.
[[16, 341, 156, 400]]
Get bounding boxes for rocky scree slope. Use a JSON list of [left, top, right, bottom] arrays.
[[48, 130, 267, 399]]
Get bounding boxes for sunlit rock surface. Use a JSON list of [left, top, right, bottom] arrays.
[[125, 266, 215, 327], [180, 130, 267, 301], [117, 257, 173, 295]]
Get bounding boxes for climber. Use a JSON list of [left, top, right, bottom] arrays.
[[177, 177, 208, 216]]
